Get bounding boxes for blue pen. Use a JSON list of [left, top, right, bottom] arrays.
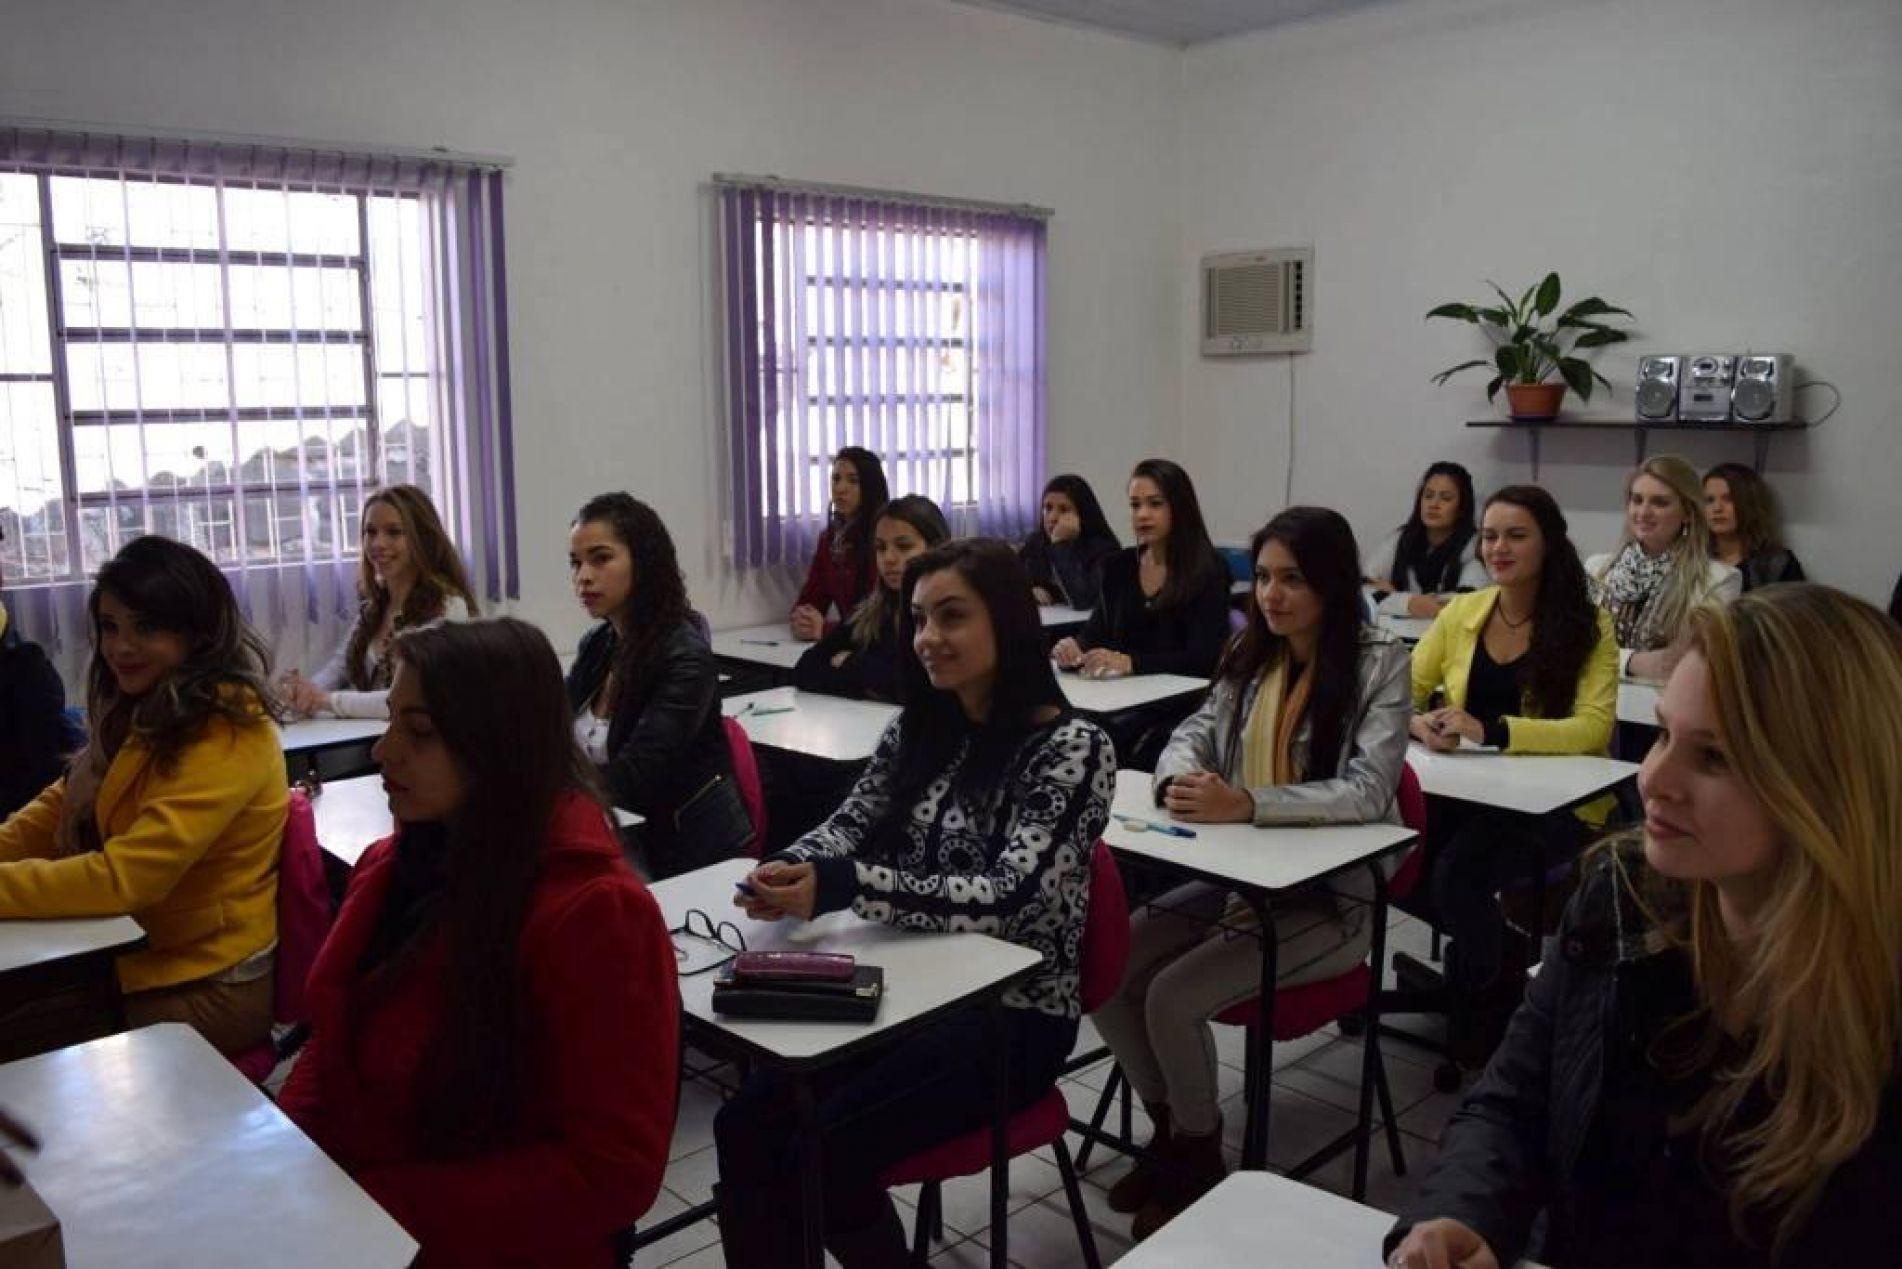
[[740, 637, 783, 646], [1114, 813, 1197, 839]]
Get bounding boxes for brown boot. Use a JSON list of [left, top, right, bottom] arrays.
[[1130, 1121, 1226, 1241], [1105, 1102, 1171, 1214]]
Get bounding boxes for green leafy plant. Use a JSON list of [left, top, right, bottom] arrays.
[[1426, 272, 1633, 404]]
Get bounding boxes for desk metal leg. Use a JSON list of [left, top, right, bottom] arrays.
[[1240, 891, 1278, 1171], [988, 1003, 1012, 1269], [794, 1077, 825, 1269]]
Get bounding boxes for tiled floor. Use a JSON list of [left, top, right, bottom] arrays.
[[640, 911, 1461, 1266]]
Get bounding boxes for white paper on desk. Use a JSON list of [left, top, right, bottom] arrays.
[[1457, 736, 1500, 753]]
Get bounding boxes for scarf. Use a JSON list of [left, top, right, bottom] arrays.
[[1593, 541, 1675, 650], [1239, 657, 1313, 790]]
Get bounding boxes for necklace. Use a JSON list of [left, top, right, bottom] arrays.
[[1495, 603, 1533, 631]]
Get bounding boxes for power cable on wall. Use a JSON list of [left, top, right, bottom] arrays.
[[1284, 355, 1297, 506]]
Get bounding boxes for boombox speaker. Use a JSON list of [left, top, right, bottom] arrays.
[[1634, 356, 1680, 421], [1731, 355, 1795, 423]]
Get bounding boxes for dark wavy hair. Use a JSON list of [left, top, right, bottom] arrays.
[[832, 446, 891, 563], [84, 535, 278, 772], [886, 538, 1067, 811], [573, 493, 692, 709], [1704, 462, 1786, 559], [848, 495, 951, 648], [1037, 474, 1119, 551], [344, 485, 479, 690], [1483, 486, 1600, 717], [1390, 461, 1478, 593], [1216, 508, 1365, 780], [377, 617, 603, 1158], [1129, 458, 1223, 609]]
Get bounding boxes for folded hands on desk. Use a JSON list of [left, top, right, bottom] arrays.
[[735, 860, 818, 922], [1410, 707, 1485, 753], [1159, 771, 1253, 823]]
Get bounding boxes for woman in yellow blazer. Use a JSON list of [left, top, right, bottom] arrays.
[[0, 536, 286, 1054], [1406, 486, 1618, 1069]]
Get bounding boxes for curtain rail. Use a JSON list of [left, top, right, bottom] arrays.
[[712, 172, 1050, 220], [1, 115, 512, 171]]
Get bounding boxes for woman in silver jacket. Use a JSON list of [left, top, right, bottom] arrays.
[[1093, 507, 1412, 1242]]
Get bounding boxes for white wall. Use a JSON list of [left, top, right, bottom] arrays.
[[1176, 0, 1902, 603], [0, 0, 1182, 647]]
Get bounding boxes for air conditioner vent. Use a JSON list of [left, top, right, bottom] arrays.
[[1202, 248, 1312, 356]]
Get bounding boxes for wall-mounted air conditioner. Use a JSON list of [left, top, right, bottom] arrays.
[[1201, 247, 1312, 356]]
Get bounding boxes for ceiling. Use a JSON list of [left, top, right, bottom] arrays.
[[943, 0, 1392, 46]]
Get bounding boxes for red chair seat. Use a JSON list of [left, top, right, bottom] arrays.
[[881, 1086, 1069, 1188], [1214, 962, 1372, 1040]]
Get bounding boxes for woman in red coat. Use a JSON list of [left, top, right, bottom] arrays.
[[789, 446, 889, 639], [278, 617, 679, 1267]]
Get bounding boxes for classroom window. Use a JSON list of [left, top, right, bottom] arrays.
[[720, 183, 1047, 570], [0, 170, 437, 581]]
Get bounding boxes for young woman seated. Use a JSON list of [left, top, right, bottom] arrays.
[[714, 539, 1115, 1267], [1387, 584, 1902, 1269], [279, 618, 679, 1266], [1408, 486, 1618, 1066], [790, 446, 889, 640], [1020, 473, 1120, 610], [1586, 455, 1740, 683], [793, 496, 950, 701], [0, 524, 72, 821], [567, 493, 750, 879], [1703, 462, 1806, 592], [282, 484, 478, 719], [0, 536, 285, 1055], [1051, 458, 1230, 681], [1093, 507, 1411, 1240], [1363, 461, 1486, 619]]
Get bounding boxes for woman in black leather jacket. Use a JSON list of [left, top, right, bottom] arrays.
[[1388, 584, 1902, 1269], [566, 493, 750, 879]]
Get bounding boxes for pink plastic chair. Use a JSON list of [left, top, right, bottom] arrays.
[[722, 716, 767, 858], [881, 841, 1129, 1267], [230, 788, 335, 1084]]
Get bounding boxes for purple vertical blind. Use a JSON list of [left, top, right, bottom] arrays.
[[719, 180, 1047, 569], [0, 123, 516, 684]]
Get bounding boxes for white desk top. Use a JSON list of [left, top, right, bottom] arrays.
[[311, 775, 641, 868], [1039, 604, 1092, 629], [1057, 671, 1207, 715], [710, 623, 814, 670], [1618, 678, 1660, 727], [723, 687, 897, 763], [1104, 771, 1413, 895], [1407, 743, 1637, 816], [649, 859, 1042, 1068], [0, 915, 145, 979], [1230, 579, 1250, 597], [278, 716, 385, 755], [1118, 1171, 1546, 1268], [0, 1024, 416, 1267]]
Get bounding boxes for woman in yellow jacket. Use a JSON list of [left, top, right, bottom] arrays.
[[0, 536, 286, 1054], [1407, 486, 1618, 1068]]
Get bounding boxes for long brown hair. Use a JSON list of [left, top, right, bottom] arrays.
[[1630, 585, 1902, 1255], [83, 535, 278, 772], [344, 485, 478, 689], [1704, 462, 1786, 559], [573, 493, 692, 709], [383, 617, 602, 1156], [847, 496, 950, 648]]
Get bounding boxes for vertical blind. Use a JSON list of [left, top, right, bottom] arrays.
[[0, 124, 515, 681], [719, 180, 1047, 570]]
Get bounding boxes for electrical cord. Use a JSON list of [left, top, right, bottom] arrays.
[[1793, 379, 1841, 427], [1285, 355, 1297, 505]]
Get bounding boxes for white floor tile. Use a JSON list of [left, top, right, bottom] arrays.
[[633, 1184, 721, 1265], [893, 1151, 1067, 1242], [965, 1183, 1134, 1268], [664, 1145, 723, 1209], [669, 1076, 726, 1162]]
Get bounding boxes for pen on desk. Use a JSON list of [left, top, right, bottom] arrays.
[[1113, 813, 1197, 839], [739, 637, 783, 646], [748, 706, 795, 717]]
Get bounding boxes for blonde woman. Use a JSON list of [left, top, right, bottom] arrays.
[[282, 485, 478, 719], [1585, 455, 1739, 682], [1386, 584, 1902, 1269]]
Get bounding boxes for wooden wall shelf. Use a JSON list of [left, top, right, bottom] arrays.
[[1464, 419, 1808, 480]]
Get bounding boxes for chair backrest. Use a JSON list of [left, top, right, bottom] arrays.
[[1078, 840, 1131, 1014], [1389, 761, 1428, 902], [276, 789, 336, 1024], [722, 716, 768, 858]]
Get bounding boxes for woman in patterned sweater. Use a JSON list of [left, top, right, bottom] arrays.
[[715, 538, 1116, 1267]]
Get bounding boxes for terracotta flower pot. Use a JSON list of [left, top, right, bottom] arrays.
[[1504, 382, 1566, 421]]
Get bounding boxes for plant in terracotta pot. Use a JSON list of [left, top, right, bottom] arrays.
[[1427, 273, 1633, 421]]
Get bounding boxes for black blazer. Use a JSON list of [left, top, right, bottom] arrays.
[[565, 620, 733, 826], [0, 632, 70, 821], [1019, 531, 1118, 611], [1076, 548, 1231, 678], [792, 611, 904, 703], [1387, 849, 1902, 1266], [1737, 547, 1805, 592]]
